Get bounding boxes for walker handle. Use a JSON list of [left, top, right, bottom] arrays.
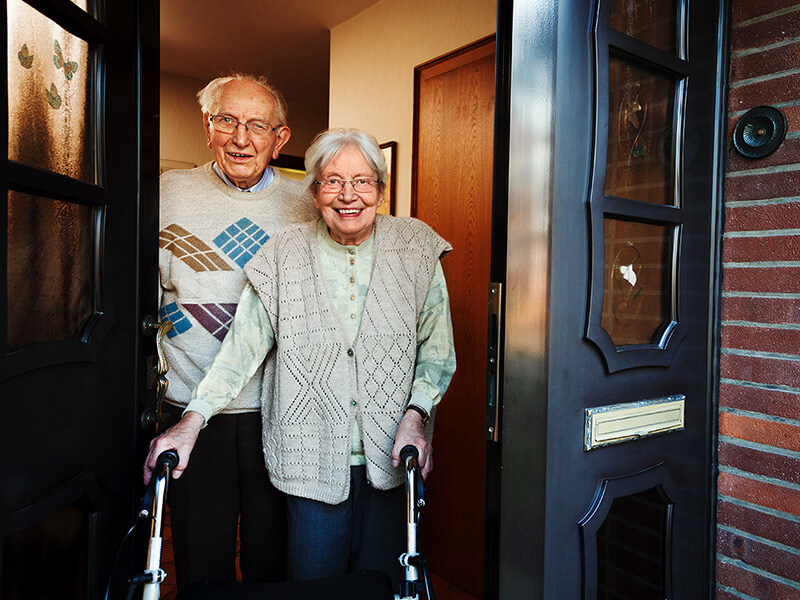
[[140, 449, 180, 517]]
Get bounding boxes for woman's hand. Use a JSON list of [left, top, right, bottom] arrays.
[[391, 409, 433, 479], [143, 411, 204, 484]]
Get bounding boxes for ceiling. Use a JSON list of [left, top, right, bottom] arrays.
[[160, 0, 382, 110]]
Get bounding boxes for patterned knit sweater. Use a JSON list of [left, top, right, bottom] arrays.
[[244, 215, 451, 504], [159, 162, 318, 412]]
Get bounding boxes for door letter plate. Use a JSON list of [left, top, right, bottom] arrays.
[[584, 395, 685, 451]]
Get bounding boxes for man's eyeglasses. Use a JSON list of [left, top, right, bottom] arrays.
[[314, 178, 382, 193], [209, 114, 279, 137]]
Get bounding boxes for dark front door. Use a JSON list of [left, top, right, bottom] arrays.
[[1, 1, 158, 597], [495, 0, 724, 598]]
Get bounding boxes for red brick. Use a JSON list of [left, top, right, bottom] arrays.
[[718, 528, 800, 581], [729, 72, 800, 110], [722, 323, 800, 354], [731, 40, 800, 83], [723, 235, 800, 262], [719, 382, 800, 420], [726, 136, 800, 173], [718, 499, 800, 549], [718, 471, 800, 518], [722, 352, 800, 388], [725, 169, 800, 202], [716, 560, 800, 600], [724, 202, 800, 233], [723, 266, 800, 293], [731, 0, 800, 25], [719, 412, 800, 452], [731, 10, 800, 53], [719, 441, 800, 482]]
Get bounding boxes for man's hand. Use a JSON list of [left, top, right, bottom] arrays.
[[143, 411, 204, 485], [391, 409, 433, 479]]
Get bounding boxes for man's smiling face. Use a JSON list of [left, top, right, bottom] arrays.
[[204, 79, 289, 189]]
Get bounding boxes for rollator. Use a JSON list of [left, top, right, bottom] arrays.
[[124, 445, 434, 600]]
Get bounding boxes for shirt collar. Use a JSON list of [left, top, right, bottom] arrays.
[[212, 162, 274, 192], [316, 218, 374, 255]]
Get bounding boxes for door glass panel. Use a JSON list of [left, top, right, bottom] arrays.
[[597, 487, 668, 600], [602, 219, 673, 346], [605, 57, 675, 206], [2, 504, 88, 599], [7, 0, 95, 183], [7, 191, 95, 351], [609, 0, 677, 53]]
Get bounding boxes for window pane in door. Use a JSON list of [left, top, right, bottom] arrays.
[[605, 58, 676, 206], [7, 0, 95, 183], [597, 487, 669, 600], [601, 218, 674, 346], [609, 0, 677, 54], [7, 191, 95, 350]]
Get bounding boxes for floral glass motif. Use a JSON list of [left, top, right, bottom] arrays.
[[7, 0, 94, 183], [605, 58, 676, 206], [601, 219, 673, 347], [7, 191, 95, 351], [609, 0, 678, 54]]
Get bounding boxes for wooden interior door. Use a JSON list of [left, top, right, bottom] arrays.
[[412, 36, 495, 599]]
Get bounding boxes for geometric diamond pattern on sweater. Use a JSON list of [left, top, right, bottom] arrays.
[[159, 302, 192, 338], [160, 224, 234, 272], [213, 217, 269, 268], [182, 303, 237, 341]]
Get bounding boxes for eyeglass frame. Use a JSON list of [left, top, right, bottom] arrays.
[[208, 114, 281, 136], [314, 177, 383, 193]]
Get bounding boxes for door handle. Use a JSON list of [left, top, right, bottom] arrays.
[[486, 282, 503, 442], [140, 315, 173, 433]]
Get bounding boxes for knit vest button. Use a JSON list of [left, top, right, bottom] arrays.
[[347, 349, 354, 357], [350, 400, 357, 406]]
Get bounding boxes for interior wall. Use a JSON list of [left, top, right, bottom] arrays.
[[159, 71, 327, 168], [329, 0, 496, 216]]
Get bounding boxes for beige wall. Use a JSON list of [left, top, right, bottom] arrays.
[[159, 71, 326, 168], [329, 0, 496, 216]]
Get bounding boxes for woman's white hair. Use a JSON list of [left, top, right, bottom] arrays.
[[304, 128, 388, 193], [196, 73, 288, 126]]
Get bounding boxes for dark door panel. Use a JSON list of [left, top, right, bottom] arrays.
[[1, 0, 158, 597], [497, 0, 724, 598]]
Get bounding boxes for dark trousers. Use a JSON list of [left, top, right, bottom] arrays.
[[164, 404, 287, 590], [285, 466, 405, 590]]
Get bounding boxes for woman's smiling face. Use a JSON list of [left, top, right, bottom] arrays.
[[313, 144, 383, 246]]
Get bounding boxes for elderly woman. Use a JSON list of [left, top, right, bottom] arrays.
[[145, 128, 455, 586]]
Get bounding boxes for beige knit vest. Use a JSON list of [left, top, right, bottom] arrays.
[[245, 215, 451, 504]]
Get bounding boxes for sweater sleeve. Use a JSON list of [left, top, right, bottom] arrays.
[[408, 260, 456, 415], [184, 283, 275, 423]]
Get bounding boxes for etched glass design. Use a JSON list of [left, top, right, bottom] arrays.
[[609, 0, 677, 53], [7, 191, 95, 350], [7, 0, 94, 182], [605, 58, 676, 206], [601, 219, 673, 346]]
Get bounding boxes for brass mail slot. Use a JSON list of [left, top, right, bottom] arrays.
[[584, 395, 685, 451]]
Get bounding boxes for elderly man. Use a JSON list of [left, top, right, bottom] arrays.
[[149, 73, 317, 589]]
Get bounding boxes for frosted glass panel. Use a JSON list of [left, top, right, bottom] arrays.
[[602, 219, 673, 346], [605, 58, 676, 206], [7, 191, 95, 350], [7, 0, 94, 182]]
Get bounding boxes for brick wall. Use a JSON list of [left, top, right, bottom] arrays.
[[717, 1, 800, 598]]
